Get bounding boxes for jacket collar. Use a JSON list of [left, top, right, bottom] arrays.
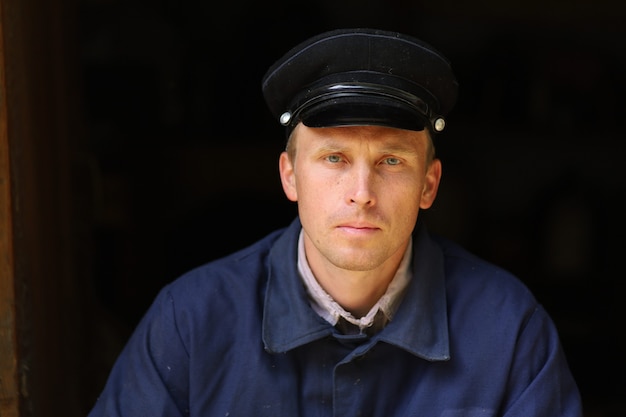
[[262, 217, 450, 361]]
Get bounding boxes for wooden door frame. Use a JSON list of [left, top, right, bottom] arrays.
[[0, 0, 91, 416], [0, 2, 19, 412]]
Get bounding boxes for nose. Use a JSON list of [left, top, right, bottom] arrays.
[[346, 163, 376, 207]]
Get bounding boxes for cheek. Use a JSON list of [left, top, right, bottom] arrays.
[[386, 176, 423, 206], [296, 174, 326, 206], [297, 166, 334, 192], [397, 184, 424, 221], [404, 194, 422, 220]]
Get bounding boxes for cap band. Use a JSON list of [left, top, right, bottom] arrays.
[[282, 82, 430, 127]]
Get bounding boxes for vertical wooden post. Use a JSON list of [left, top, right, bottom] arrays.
[[0, 0, 90, 415], [0, 5, 20, 413]]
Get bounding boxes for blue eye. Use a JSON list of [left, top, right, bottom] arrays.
[[327, 155, 342, 163], [384, 157, 400, 165]]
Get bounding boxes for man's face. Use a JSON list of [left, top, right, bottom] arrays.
[[279, 124, 441, 273]]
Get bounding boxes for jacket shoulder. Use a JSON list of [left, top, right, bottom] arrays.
[[432, 233, 538, 308], [164, 227, 287, 304]]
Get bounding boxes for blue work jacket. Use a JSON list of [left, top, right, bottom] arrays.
[[88, 217, 583, 417]]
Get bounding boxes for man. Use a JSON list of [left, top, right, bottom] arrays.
[[88, 28, 583, 416]]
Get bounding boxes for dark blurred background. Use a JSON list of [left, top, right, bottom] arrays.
[[4, 0, 626, 416]]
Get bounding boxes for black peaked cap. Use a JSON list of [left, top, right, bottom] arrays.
[[261, 28, 459, 136]]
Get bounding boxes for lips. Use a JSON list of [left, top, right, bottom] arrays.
[[337, 219, 379, 228], [343, 223, 377, 229], [336, 221, 382, 235], [335, 214, 384, 230]]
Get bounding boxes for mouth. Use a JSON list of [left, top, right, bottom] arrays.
[[336, 222, 381, 235]]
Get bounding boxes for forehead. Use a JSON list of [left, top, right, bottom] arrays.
[[291, 124, 430, 152]]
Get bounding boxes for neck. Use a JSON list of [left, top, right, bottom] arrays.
[[320, 271, 392, 318], [304, 239, 407, 318]]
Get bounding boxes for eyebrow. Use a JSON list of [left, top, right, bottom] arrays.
[[309, 129, 422, 156], [378, 144, 419, 155], [311, 142, 419, 160]]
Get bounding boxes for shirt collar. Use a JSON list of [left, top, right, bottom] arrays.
[[262, 217, 450, 361]]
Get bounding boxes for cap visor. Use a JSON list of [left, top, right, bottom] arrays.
[[300, 96, 427, 131]]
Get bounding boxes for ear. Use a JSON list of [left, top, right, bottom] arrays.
[[419, 158, 442, 209], [279, 151, 298, 202]]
